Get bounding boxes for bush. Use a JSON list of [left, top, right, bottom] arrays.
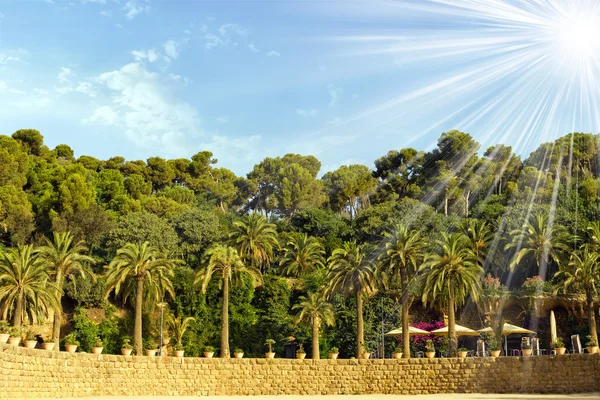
[[330, 347, 339, 353], [63, 333, 79, 346], [551, 338, 565, 349], [204, 345, 215, 353]]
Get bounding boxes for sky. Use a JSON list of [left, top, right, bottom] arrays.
[[1, 0, 599, 176]]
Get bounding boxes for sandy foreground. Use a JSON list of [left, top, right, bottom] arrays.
[[30, 394, 600, 400]]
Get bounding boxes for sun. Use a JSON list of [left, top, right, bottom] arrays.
[[550, 11, 600, 65]]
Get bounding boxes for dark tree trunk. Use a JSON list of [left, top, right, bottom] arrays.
[[401, 268, 411, 358], [448, 283, 457, 357], [356, 292, 365, 358], [135, 278, 144, 355], [12, 293, 23, 327], [587, 288, 598, 346], [221, 276, 230, 358]]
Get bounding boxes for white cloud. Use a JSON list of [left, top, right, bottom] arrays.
[[327, 84, 343, 107], [83, 105, 119, 125], [100, 10, 112, 17], [123, 0, 149, 20], [164, 40, 179, 59], [325, 117, 342, 127], [215, 116, 229, 123], [14, 97, 50, 108], [131, 49, 159, 63], [218, 24, 246, 37], [0, 81, 6, 91], [199, 135, 264, 173], [248, 43, 260, 53], [0, 55, 22, 64], [296, 108, 318, 118], [267, 50, 281, 57], [204, 33, 225, 50], [33, 88, 49, 95], [58, 67, 74, 83], [204, 23, 248, 50], [75, 81, 97, 97], [54, 86, 73, 94]]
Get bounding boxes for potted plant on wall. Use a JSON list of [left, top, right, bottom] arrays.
[[0, 321, 10, 344], [361, 345, 371, 359], [92, 337, 104, 355], [329, 346, 339, 360], [233, 348, 244, 359], [296, 344, 307, 360], [145, 337, 158, 357], [457, 347, 468, 359], [585, 336, 598, 354], [551, 338, 566, 355], [174, 344, 185, 358], [204, 345, 216, 358], [64, 333, 79, 353], [43, 336, 55, 351], [392, 346, 403, 359], [265, 339, 276, 359], [23, 329, 37, 349], [488, 337, 501, 358], [7, 327, 21, 346], [521, 343, 532, 357], [425, 340, 435, 359], [121, 337, 133, 356]]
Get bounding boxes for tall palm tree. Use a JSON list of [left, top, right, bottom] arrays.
[[504, 213, 570, 277], [0, 245, 59, 327], [292, 291, 335, 359], [378, 224, 425, 358], [167, 314, 196, 346], [195, 244, 263, 358], [280, 233, 325, 277], [555, 245, 600, 346], [326, 241, 376, 358], [421, 233, 483, 357], [104, 242, 175, 355], [38, 231, 95, 348], [461, 219, 493, 262], [229, 214, 279, 273]]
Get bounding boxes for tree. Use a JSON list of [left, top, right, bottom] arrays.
[[229, 214, 279, 273], [326, 241, 376, 357], [38, 232, 95, 348], [292, 292, 335, 359], [555, 245, 599, 347], [279, 233, 325, 277], [421, 233, 483, 356], [104, 242, 175, 355], [378, 224, 425, 358], [104, 213, 179, 255], [322, 164, 377, 218], [195, 244, 263, 357], [12, 129, 44, 156], [0, 245, 58, 327], [461, 219, 493, 261], [167, 314, 196, 346]]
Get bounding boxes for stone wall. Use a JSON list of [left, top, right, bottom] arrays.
[[1, 343, 599, 398]]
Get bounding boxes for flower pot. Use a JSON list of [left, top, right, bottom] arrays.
[[521, 349, 532, 357], [296, 353, 306, 360], [65, 345, 78, 353], [392, 352, 402, 359], [43, 342, 55, 351], [121, 348, 132, 356], [490, 350, 501, 358], [175, 350, 185, 357], [586, 346, 598, 354], [7, 337, 21, 346], [146, 349, 157, 357], [91, 347, 103, 355], [329, 353, 339, 360], [234, 352, 244, 359], [0, 333, 9, 344], [360, 352, 371, 359], [425, 351, 435, 359], [555, 347, 566, 355], [458, 351, 468, 359], [204, 351, 215, 358], [24, 340, 37, 349], [265, 352, 275, 359]]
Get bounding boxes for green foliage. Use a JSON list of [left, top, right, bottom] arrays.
[[104, 213, 179, 255]]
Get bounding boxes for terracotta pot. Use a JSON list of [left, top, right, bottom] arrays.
[[296, 353, 306, 359], [65, 345, 78, 353], [265, 352, 275, 359], [458, 351, 468, 359], [121, 348, 132, 356], [24, 340, 37, 349], [43, 342, 55, 351], [555, 347, 566, 355], [234, 352, 244, 359], [91, 347, 103, 355], [425, 351, 435, 359], [586, 346, 598, 354], [146, 349, 157, 357], [329, 353, 339, 360], [361, 352, 371, 359], [490, 350, 501, 358], [521, 349, 532, 357], [204, 351, 215, 358], [174, 350, 185, 357], [0, 333, 9, 344], [392, 352, 402, 359], [7, 337, 21, 346]]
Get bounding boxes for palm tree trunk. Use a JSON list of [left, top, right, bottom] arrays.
[[12, 292, 23, 327], [52, 276, 63, 351], [587, 288, 598, 346], [448, 283, 457, 357], [401, 268, 410, 358], [135, 278, 144, 355], [356, 292, 365, 358], [221, 276, 230, 358], [312, 319, 320, 359]]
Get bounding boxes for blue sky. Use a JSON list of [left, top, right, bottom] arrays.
[[1, 1, 599, 175]]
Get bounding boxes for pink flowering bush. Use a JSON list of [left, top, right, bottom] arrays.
[[396, 321, 448, 354], [522, 275, 545, 296]]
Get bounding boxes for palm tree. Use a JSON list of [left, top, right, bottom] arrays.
[[280, 233, 325, 277], [195, 244, 263, 358], [586, 222, 600, 251], [38, 231, 95, 348], [555, 245, 600, 346], [167, 314, 196, 346], [292, 291, 335, 359], [0, 245, 59, 327], [504, 212, 571, 277], [326, 241, 376, 358], [104, 242, 175, 355], [378, 224, 425, 358], [229, 214, 279, 272], [461, 219, 493, 262], [421, 233, 483, 357]]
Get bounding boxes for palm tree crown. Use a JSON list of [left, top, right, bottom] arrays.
[[229, 214, 279, 272], [292, 291, 335, 359], [280, 233, 325, 277]]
